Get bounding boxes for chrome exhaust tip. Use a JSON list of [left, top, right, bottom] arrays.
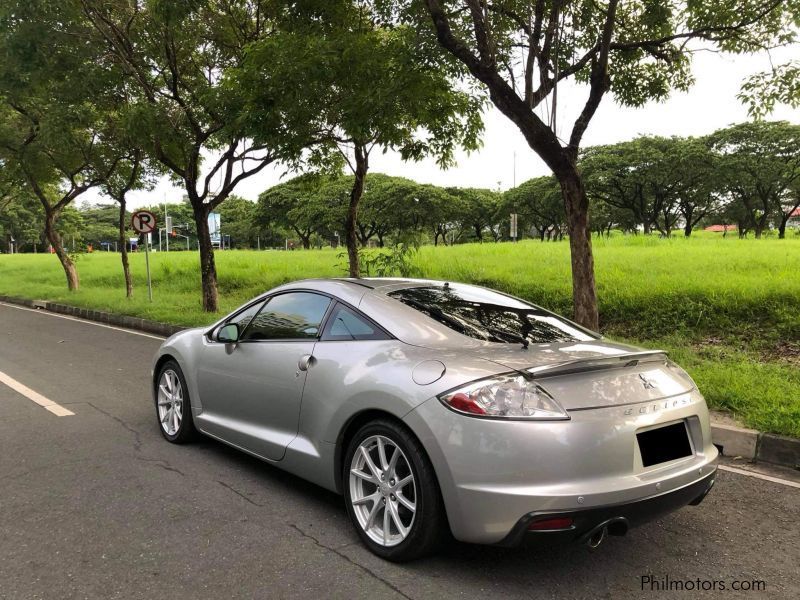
[[586, 526, 607, 549], [584, 517, 627, 549]]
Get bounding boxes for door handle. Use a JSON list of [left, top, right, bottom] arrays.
[[297, 354, 313, 372]]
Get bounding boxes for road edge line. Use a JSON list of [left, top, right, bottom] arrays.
[[718, 464, 800, 489], [0, 295, 182, 339]]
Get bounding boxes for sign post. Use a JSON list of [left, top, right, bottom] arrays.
[[131, 210, 157, 301], [510, 213, 518, 242]]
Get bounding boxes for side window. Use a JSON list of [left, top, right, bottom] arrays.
[[241, 292, 331, 341], [321, 303, 390, 341], [216, 300, 264, 339]]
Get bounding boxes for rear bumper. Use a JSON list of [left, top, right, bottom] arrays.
[[404, 390, 719, 545], [497, 468, 717, 547]]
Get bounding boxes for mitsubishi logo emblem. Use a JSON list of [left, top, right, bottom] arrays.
[[639, 373, 656, 390]]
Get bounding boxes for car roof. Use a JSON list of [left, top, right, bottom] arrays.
[[214, 277, 594, 349], [332, 277, 454, 293], [269, 277, 476, 347]]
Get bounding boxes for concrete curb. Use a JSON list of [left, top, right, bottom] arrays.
[[710, 415, 800, 470], [1, 294, 798, 469], [0, 294, 185, 338]]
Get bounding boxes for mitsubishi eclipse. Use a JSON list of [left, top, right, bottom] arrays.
[[152, 278, 718, 561]]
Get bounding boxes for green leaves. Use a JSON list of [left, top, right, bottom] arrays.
[[236, 1, 483, 170], [739, 61, 800, 119]]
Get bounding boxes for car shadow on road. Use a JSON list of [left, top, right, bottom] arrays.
[[185, 432, 631, 563]]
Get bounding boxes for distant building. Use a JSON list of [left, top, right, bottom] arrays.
[[789, 207, 800, 228], [703, 224, 738, 233]]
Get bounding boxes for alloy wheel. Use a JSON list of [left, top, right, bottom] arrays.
[[157, 369, 184, 436], [349, 435, 417, 547]]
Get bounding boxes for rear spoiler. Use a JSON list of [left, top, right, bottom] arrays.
[[527, 350, 669, 379]]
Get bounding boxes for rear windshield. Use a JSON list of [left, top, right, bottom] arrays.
[[388, 285, 595, 345]]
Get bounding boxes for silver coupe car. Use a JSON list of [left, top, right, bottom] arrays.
[[152, 278, 718, 561]]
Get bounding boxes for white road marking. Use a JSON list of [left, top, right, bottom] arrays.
[[719, 464, 800, 489], [0, 301, 166, 340], [0, 370, 75, 417]]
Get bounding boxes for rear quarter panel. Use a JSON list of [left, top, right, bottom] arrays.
[[292, 339, 506, 491]]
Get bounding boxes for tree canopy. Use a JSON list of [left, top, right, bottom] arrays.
[[379, 0, 800, 329], [236, 0, 483, 276]]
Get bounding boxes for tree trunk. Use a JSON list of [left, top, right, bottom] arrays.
[[559, 175, 599, 331], [474, 224, 483, 242], [778, 215, 788, 239], [346, 144, 369, 278], [118, 199, 133, 298], [44, 211, 79, 291], [683, 207, 694, 237], [193, 206, 219, 312]]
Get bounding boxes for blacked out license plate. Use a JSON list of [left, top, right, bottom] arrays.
[[637, 422, 692, 467]]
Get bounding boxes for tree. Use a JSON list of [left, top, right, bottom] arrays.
[[341, 174, 420, 247], [81, 0, 315, 311], [705, 197, 752, 238], [77, 202, 120, 249], [0, 184, 44, 253], [238, 1, 482, 277], [504, 176, 565, 241], [587, 193, 634, 237], [416, 184, 465, 245], [217, 196, 261, 249], [98, 150, 149, 297], [582, 136, 717, 237], [0, 98, 117, 290], [447, 187, 501, 242], [710, 121, 800, 239], [673, 138, 719, 238], [364, 175, 431, 244], [0, 0, 127, 289], [387, 0, 798, 329], [257, 175, 343, 249]]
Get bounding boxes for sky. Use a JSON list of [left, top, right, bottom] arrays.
[[93, 45, 799, 211]]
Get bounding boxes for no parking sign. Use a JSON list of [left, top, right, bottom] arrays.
[[131, 210, 157, 234], [131, 210, 157, 301]]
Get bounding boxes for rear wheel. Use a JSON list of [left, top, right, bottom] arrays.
[[343, 419, 446, 561], [155, 360, 197, 443]]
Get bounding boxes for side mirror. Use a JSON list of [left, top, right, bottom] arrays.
[[217, 323, 240, 343]]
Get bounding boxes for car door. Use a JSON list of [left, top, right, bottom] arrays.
[[297, 302, 398, 442], [195, 291, 332, 461]]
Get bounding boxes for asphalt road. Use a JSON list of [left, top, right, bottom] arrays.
[[0, 302, 798, 600]]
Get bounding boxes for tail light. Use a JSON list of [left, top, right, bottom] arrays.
[[438, 373, 569, 420]]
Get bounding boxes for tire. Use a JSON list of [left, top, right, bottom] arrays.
[[343, 419, 447, 562], [154, 360, 197, 444]]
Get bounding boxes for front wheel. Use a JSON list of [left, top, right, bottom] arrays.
[[155, 360, 197, 443], [343, 419, 447, 561]]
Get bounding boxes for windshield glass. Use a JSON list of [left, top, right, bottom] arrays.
[[388, 284, 595, 345]]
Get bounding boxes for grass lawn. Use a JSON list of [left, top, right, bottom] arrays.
[[1, 233, 798, 437]]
